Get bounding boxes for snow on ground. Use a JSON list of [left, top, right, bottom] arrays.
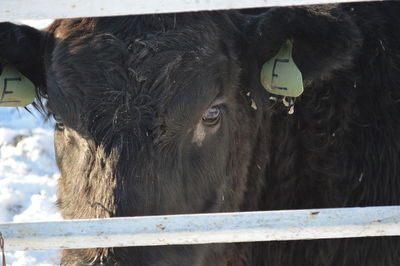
[[0, 108, 61, 265]]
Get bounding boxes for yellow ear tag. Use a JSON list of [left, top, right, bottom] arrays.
[[0, 62, 36, 107], [260, 40, 304, 97]]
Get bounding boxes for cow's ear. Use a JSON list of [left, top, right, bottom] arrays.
[[0, 23, 52, 100], [245, 5, 362, 85]]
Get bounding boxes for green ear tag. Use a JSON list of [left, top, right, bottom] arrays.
[[0, 62, 36, 107], [260, 40, 304, 97]]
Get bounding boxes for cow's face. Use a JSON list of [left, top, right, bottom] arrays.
[[48, 17, 260, 218]]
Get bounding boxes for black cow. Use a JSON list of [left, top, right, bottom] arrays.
[[1, 2, 400, 265]]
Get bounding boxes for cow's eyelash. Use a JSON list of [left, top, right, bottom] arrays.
[[54, 114, 63, 123]]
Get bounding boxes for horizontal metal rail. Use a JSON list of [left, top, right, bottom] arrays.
[[1, 0, 384, 21], [1, 206, 399, 251]]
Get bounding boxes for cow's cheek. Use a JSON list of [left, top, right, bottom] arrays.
[[54, 127, 89, 173], [54, 128, 65, 168]]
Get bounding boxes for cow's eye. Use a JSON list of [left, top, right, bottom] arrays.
[[55, 122, 65, 131], [202, 106, 221, 125]]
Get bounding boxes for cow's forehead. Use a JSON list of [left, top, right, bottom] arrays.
[[50, 28, 229, 101], [47, 17, 239, 140]]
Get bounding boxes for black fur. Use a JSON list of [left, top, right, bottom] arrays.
[[1, 2, 400, 265]]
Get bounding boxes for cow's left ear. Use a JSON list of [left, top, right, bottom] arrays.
[[0, 23, 53, 100], [245, 5, 362, 85]]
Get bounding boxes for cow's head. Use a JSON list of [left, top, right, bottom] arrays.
[[0, 6, 361, 265]]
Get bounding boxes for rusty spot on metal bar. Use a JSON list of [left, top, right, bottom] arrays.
[[156, 224, 166, 230]]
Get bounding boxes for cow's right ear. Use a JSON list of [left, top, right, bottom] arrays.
[[0, 22, 52, 95], [245, 5, 362, 86]]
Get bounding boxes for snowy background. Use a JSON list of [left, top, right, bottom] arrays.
[[0, 19, 61, 266], [0, 108, 61, 265]]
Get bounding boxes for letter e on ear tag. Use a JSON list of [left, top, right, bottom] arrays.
[[0, 62, 36, 107], [260, 40, 304, 97]]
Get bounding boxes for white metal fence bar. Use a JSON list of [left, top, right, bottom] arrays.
[[1, 0, 384, 21], [1, 206, 399, 251]]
